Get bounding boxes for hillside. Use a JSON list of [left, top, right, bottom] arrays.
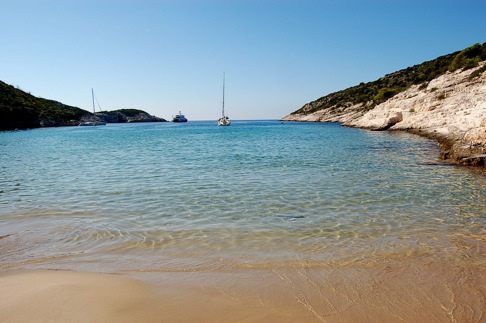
[[0, 81, 91, 130], [96, 109, 166, 123], [289, 43, 486, 117], [283, 43, 486, 166], [0, 81, 166, 130]]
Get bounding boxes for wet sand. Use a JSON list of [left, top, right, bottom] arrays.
[[2, 255, 486, 322]]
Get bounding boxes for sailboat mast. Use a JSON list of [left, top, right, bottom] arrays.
[[91, 88, 95, 114], [222, 73, 225, 117]]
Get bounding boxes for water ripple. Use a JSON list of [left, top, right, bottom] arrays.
[[0, 121, 485, 272]]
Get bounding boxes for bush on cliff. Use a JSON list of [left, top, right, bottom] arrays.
[[373, 87, 405, 104], [448, 44, 485, 72], [293, 42, 486, 115]]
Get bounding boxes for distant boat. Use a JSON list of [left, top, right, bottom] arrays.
[[217, 73, 231, 126], [172, 111, 188, 123], [79, 88, 106, 126]]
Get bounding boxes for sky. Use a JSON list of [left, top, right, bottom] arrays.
[[1, 0, 485, 120]]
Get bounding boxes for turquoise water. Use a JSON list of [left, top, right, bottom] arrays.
[[1, 121, 485, 272]]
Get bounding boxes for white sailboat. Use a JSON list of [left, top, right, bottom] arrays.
[[217, 73, 231, 126], [79, 88, 106, 126]]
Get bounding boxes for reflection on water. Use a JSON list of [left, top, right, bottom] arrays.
[[0, 121, 485, 273]]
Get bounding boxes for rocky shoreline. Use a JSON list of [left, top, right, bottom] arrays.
[[283, 62, 486, 166], [80, 109, 166, 124]]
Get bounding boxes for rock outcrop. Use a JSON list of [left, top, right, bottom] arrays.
[[283, 60, 486, 166]]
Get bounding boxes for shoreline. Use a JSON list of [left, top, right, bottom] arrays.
[[2, 253, 486, 322], [282, 119, 486, 167], [1, 118, 485, 321], [401, 128, 484, 166], [283, 62, 486, 167]]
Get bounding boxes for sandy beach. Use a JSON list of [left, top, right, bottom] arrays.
[[1, 0, 486, 321], [0, 270, 306, 322], [1, 121, 485, 322], [2, 250, 486, 323]]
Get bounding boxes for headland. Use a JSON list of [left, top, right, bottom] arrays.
[[283, 43, 486, 166]]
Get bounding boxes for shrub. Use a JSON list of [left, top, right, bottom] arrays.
[[448, 43, 484, 72], [373, 87, 404, 104], [467, 64, 486, 81], [418, 82, 428, 90], [292, 42, 486, 115]]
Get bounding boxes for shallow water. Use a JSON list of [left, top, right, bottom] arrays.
[[0, 121, 485, 273]]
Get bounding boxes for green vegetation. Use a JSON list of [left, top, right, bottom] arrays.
[[373, 87, 405, 104], [0, 82, 166, 130], [97, 109, 165, 123], [0, 81, 90, 130], [448, 43, 486, 72], [106, 109, 144, 117], [292, 42, 486, 115], [468, 64, 486, 81]]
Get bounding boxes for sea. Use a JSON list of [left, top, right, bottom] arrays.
[[1, 120, 485, 273]]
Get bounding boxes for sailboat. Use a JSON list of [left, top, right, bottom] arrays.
[[217, 73, 231, 126], [79, 88, 106, 126]]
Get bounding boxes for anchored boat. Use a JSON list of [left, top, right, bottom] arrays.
[[217, 73, 231, 126], [79, 88, 106, 126], [172, 111, 188, 122]]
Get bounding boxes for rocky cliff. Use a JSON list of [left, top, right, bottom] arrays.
[[283, 44, 486, 166]]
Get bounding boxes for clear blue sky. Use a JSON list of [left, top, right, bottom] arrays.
[[1, 0, 485, 120]]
